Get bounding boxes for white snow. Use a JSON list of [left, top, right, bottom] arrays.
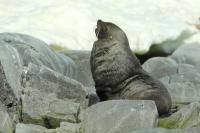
[[0, 0, 200, 53]]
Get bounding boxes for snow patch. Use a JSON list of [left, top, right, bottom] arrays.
[[0, 0, 200, 53]]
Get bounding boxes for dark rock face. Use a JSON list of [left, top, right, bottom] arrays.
[[0, 61, 17, 117], [136, 30, 194, 64]]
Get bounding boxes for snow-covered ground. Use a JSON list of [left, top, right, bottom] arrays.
[[0, 0, 200, 53]]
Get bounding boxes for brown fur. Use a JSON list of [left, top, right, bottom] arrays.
[[90, 20, 172, 115]]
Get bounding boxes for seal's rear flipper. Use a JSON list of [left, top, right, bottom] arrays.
[[88, 93, 100, 107]]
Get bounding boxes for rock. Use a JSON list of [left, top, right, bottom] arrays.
[[21, 89, 80, 128], [0, 33, 97, 129], [19, 54, 89, 128], [15, 123, 81, 133], [143, 55, 200, 104], [60, 50, 98, 105], [0, 60, 18, 121], [0, 43, 22, 99], [171, 43, 200, 69], [0, 33, 77, 78], [158, 102, 200, 129], [0, 110, 13, 133], [22, 63, 87, 104], [15, 123, 55, 133], [61, 50, 94, 87], [55, 122, 80, 133], [129, 127, 200, 133], [80, 100, 158, 133], [160, 64, 200, 104], [0, 33, 80, 123], [142, 57, 178, 79]]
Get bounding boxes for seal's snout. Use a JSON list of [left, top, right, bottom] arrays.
[[95, 20, 103, 38], [95, 19, 108, 39]]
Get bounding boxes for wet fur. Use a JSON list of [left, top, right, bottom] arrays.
[[90, 20, 172, 115]]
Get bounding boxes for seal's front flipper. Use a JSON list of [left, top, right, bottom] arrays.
[[88, 93, 100, 107]]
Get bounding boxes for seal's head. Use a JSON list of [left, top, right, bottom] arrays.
[[95, 20, 109, 39], [95, 20, 126, 40]]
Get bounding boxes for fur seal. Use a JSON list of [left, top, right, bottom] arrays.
[[90, 20, 172, 115]]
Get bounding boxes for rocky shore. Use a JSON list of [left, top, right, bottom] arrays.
[[1, 33, 200, 133]]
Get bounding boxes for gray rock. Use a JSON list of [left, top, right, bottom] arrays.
[[60, 50, 98, 106], [0, 33, 77, 78], [0, 44, 22, 100], [15, 123, 81, 133], [171, 43, 200, 70], [80, 100, 158, 133], [0, 60, 18, 121], [22, 63, 87, 104], [158, 102, 200, 129], [142, 57, 178, 79], [61, 50, 94, 87], [143, 55, 200, 104], [0, 110, 13, 133], [129, 128, 200, 133], [21, 89, 80, 128], [15, 123, 55, 133], [160, 64, 200, 104], [0, 33, 80, 123], [55, 122, 80, 133], [0, 33, 98, 129]]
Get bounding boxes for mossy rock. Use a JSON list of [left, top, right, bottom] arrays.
[[157, 102, 200, 129], [49, 44, 68, 51], [76, 127, 86, 133]]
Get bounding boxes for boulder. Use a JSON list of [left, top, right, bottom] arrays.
[[80, 100, 158, 133], [0, 43, 22, 101], [0, 33, 77, 78], [171, 43, 200, 69], [158, 102, 200, 129], [0, 109, 13, 133], [143, 55, 200, 104], [61, 50, 94, 87], [0, 60, 18, 120], [55, 122, 80, 133], [0, 33, 81, 123], [21, 63, 87, 104], [21, 89, 80, 128], [60, 50, 98, 105], [142, 57, 178, 79], [19, 61, 85, 129], [21, 63, 89, 126], [160, 64, 200, 104], [15, 122, 81, 133], [129, 127, 200, 133], [0, 33, 96, 130], [15, 123, 55, 133]]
